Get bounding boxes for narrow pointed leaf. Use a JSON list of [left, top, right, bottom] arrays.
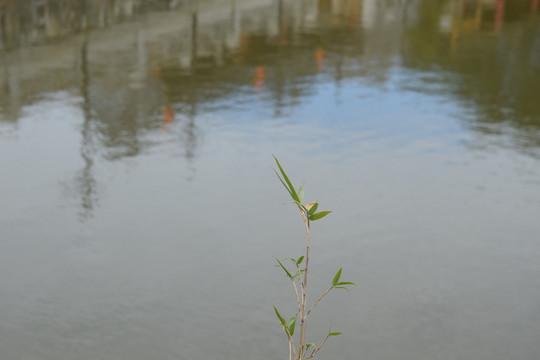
[[335, 286, 349, 291], [306, 343, 316, 348], [273, 306, 287, 327], [273, 156, 299, 202], [307, 202, 319, 215], [309, 211, 331, 221], [336, 282, 356, 286], [332, 268, 342, 286], [286, 314, 297, 336], [297, 184, 305, 202], [296, 256, 304, 265], [273, 170, 294, 199], [329, 332, 342, 336], [276, 258, 292, 278]]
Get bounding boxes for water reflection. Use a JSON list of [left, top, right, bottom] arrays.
[[1, 0, 537, 218], [76, 33, 97, 219], [1, 1, 538, 129], [0, 0, 539, 256], [0, 0, 536, 213], [400, 0, 540, 156], [0, 0, 176, 52], [1, 1, 540, 360]]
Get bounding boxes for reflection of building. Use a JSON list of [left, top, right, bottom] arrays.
[[0, 0, 133, 50], [2, 0, 540, 177], [400, 0, 540, 155], [0, 0, 335, 131], [0, 0, 354, 218]]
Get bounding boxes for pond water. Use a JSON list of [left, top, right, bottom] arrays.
[[1, 1, 540, 359]]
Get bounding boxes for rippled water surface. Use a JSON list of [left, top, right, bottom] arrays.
[[1, 1, 540, 359]]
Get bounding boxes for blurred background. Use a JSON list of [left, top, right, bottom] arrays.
[[1, 1, 540, 359]]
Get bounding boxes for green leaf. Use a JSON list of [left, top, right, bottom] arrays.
[[306, 343, 316, 348], [336, 282, 356, 286], [286, 314, 297, 336], [329, 332, 342, 336], [276, 258, 293, 278], [308, 211, 331, 221], [307, 202, 319, 215], [292, 270, 305, 280], [332, 268, 342, 286], [335, 286, 349, 291], [273, 169, 294, 200], [297, 184, 305, 202], [273, 306, 286, 327], [273, 156, 300, 202], [296, 256, 304, 265]]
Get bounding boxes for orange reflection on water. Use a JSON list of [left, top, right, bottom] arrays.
[[254, 66, 266, 91], [315, 46, 325, 72], [163, 104, 174, 124], [495, 0, 505, 32]]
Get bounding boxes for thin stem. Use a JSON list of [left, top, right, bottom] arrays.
[[294, 262, 305, 322], [298, 208, 310, 359], [286, 329, 297, 360], [289, 338, 292, 360], [306, 286, 333, 317], [295, 262, 304, 289], [306, 332, 330, 360], [290, 278, 301, 315]]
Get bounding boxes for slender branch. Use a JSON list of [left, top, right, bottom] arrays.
[[295, 261, 305, 331], [294, 262, 305, 329], [298, 208, 310, 359], [300, 209, 310, 289], [306, 286, 333, 317], [306, 333, 330, 360], [290, 277, 301, 315], [289, 337, 292, 360], [295, 262, 304, 289], [286, 329, 297, 360]]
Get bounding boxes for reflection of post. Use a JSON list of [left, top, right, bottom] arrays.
[[318, 0, 331, 15], [495, 0, 505, 32], [4, 51, 21, 122], [315, 46, 324, 72], [474, 0, 483, 31], [450, 0, 464, 54], [163, 104, 174, 124], [191, 11, 198, 70], [226, 0, 240, 49], [0, 7, 5, 51], [532, 0, 539, 13], [277, 0, 283, 32], [130, 27, 147, 89], [254, 65, 265, 91], [137, 27, 147, 78], [182, 103, 198, 181], [185, 103, 197, 160], [77, 32, 97, 220], [346, 0, 360, 30]]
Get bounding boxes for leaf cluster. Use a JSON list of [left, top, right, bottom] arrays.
[[331, 268, 356, 291], [273, 156, 331, 222]]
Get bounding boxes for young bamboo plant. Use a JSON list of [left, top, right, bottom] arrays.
[[272, 156, 355, 360]]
